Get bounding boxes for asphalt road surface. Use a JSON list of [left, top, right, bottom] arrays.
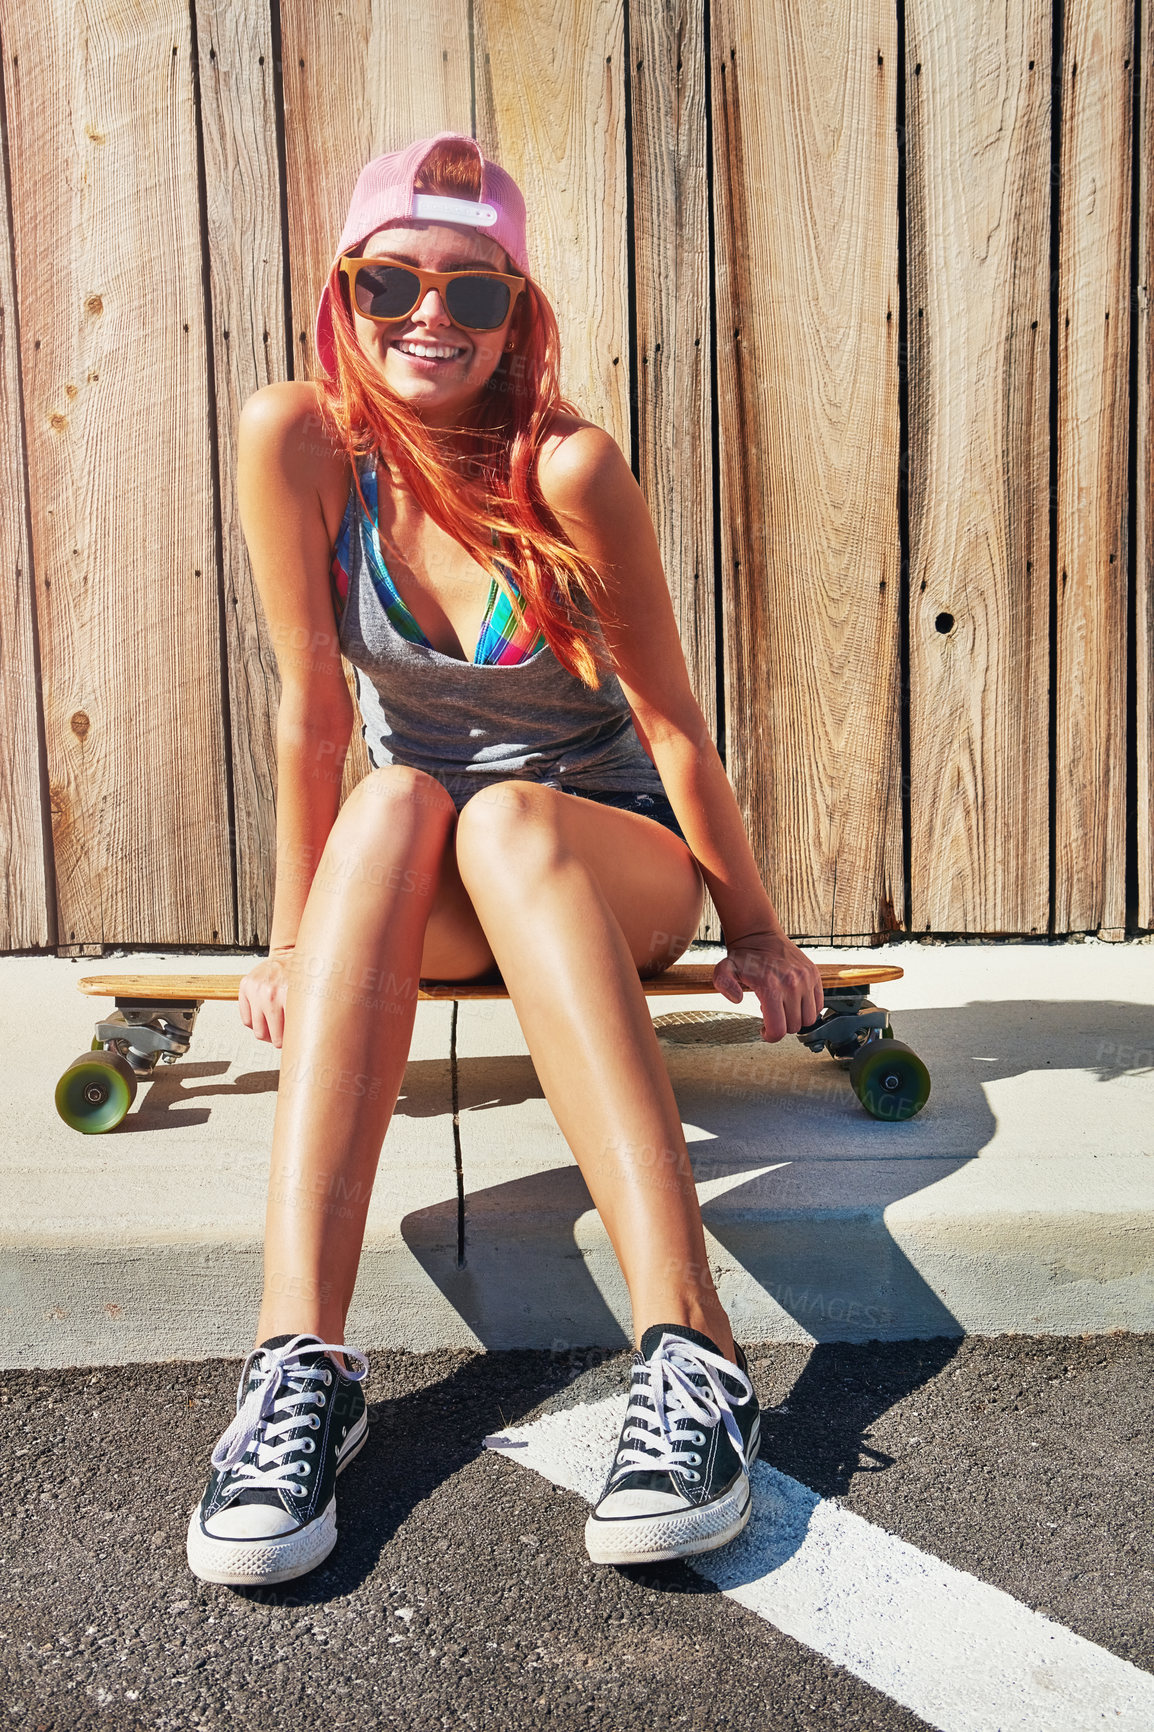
[[3, 1333, 1151, 1730]]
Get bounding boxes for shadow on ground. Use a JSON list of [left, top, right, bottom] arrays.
[[399, 996, 1152, 1514]]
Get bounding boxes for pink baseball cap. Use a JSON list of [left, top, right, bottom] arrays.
[[313, 132, 530, 379]]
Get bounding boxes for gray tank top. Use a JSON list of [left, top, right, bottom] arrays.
[[335, 455, 668, 810]]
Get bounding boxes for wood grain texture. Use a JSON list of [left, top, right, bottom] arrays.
[[1137, 0, 1154, 931], [77, 959, 904, 1001], [710, 0, 903, 943], [1055, 0, 1132, 937], [905, 1, 1051, 935], [629, 0, 713, 710], [0, 19, 51, 949], [1, 0, 229, 948], [194, 0, 287, 948], [280, 0, 472, 804], [472, 0, 630, 453], [630, 0, 719, 942]]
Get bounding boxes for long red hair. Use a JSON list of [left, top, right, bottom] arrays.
[[311, 138, 614, 687]]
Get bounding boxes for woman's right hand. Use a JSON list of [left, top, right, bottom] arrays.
[[238, 948, 295, 1049]]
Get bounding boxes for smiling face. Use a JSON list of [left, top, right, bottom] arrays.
[[349, 221, 518, 426]]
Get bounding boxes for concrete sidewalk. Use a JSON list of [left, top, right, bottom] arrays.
[[3, 941, 1152, 1369]]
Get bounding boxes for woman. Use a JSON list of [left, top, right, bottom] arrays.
[[186, 133, 824, 1587]]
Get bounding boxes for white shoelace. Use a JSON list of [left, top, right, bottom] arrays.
[[608, 1333, 754, 1489], [210, 1334, 368, 1499]]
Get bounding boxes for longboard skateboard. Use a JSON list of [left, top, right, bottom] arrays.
[[57, 960, 929, 1134]]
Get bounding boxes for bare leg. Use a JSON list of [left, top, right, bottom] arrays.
[[454, 782, 736, 1362], [255, 766, 493, 1345]]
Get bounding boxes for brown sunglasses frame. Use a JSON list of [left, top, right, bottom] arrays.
[[337, 255, 526, 331]]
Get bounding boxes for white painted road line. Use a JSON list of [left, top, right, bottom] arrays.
[[490, 1396, 1154, 1732]]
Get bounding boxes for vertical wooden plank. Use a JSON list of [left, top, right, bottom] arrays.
[[630, 1, 713, 747], [194, 1, 287, 948], [905, 2, 1051, 935], [630, 0, 719, 941], [1, 0, 230, 949], [1055, 0, 1133, 938], [1136, 0, 1153, 931], [710, 1, 903, 943], [280, 0, 472, 800], [473, 0, 630, 455], [0, 19, 51, 950]]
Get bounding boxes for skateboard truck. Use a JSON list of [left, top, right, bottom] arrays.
[[796, 985, 889, 1059], [795, 983, 930, 1121], [94, 997, 203, 1074], [54, 995, 208, 1135]]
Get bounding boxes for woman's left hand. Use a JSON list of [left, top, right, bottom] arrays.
[[713, 929, 825, 1042]]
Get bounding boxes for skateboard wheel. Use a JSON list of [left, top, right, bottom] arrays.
[[848, 1038, 930, 1122], [55, 1049, 138, 1134]]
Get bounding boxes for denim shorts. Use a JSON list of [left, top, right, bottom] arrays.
[[557, 783, 687, 844]]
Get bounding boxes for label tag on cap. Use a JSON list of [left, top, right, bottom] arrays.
[[411, 194, 498, 227]]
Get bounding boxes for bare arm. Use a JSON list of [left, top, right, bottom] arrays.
[[237, 384, 354, 954], [536, 424, 824, 1036], [537, 425, 781, 941]]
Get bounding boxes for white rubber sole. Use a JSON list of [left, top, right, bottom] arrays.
[[186, 1413, 367, 1587], [584, 1471, 752, 1567]]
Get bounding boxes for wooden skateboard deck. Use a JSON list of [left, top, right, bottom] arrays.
[[75, 960, 904, 1003]]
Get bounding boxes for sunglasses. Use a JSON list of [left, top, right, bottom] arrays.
[[338, 255, 526, 333]]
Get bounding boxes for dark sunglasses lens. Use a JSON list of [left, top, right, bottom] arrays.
[[353, 265, 420, 320], [445, 275, 512, 330]]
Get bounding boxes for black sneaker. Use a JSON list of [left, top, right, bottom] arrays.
[[186, 1333, 368, 1586], [584, 1324, 760, 1566]]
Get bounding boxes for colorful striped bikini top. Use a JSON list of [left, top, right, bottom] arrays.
[[329, 455, 548, 666]]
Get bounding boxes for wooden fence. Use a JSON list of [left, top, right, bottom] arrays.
[[0, 0, 1150, 955]]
